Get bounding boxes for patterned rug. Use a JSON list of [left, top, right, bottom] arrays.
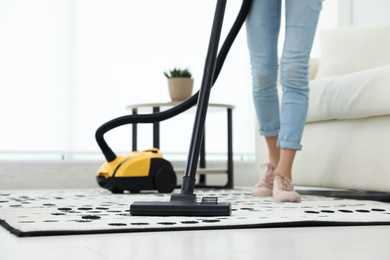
[[1, 188, 390, 237]]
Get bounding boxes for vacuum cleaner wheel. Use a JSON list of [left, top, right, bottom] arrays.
[[154, 166, 177, 193]]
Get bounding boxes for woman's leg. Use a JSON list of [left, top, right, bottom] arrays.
[[248, 0, 323, 201], [246, 0, 281, 145], [265, 135, 280, 166], [246, 0, 282, 197], [276, 0, 323, 180], [275, 148, 295, 180], [272, 0, 323, 202]]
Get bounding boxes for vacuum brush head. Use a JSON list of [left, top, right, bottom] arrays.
[[130, 193, 231, 216]]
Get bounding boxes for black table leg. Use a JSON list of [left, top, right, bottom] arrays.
[[226, 108, 233, 188], [153, 107, 160, 149], [132, 108, 137, 151]]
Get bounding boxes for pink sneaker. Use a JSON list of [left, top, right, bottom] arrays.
[[273, 173, 301, 203], [252, 163, 276, 197]]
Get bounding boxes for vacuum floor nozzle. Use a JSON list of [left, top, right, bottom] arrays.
[[130, 195, 231, 216]]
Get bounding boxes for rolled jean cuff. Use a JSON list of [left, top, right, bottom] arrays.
[[277, 140, 302, 151], [259, 128, 279, 137]]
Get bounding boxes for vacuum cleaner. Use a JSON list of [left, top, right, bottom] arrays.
[[95, 0, 252, 216], [96, 148, 176, 194]]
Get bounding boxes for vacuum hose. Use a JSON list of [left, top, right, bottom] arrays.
[[96, 0, 252, 162]]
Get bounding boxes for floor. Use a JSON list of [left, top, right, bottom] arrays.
[[1, 221, 390, 259]]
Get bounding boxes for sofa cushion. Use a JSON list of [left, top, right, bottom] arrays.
[[306, 65, 390, 123], [315, 25, 390, 79]]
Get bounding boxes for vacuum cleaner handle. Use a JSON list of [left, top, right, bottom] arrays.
[[95, 99, 198, 162], [180, 0, 226, 193], [95, 0, 252, 162]]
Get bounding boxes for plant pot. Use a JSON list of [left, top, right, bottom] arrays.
[[167, 78, 194, 101]]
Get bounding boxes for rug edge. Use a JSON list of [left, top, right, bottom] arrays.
[[0, 218, 24, 237], [3, 220, 390, 237]]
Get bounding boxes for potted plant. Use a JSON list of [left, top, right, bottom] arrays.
[[164, 68, 194, 101]]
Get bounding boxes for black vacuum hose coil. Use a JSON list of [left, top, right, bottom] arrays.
[[96, 0, 253, 162]]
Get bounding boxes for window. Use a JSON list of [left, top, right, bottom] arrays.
[[0, 0, 338, 161]]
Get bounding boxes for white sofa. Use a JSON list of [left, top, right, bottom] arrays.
[[255, 25, 390, 193]]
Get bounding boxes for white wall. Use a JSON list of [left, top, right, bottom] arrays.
[[337, 0, 390, 27], [351, 0, 390, 26], [0, 1, 73, 152]]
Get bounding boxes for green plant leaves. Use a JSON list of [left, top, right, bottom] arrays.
[[164, 68, 192, 78]]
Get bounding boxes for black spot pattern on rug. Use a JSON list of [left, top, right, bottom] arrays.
[[338, 210, 353, 213], [58, 207, 72, 211], [241, 208, 254, 211], [181, 221, 199, 224], [96, 207, 109, 210], [43, 204, 56, 207], [82, 215, 101, 220], [305, 211, 320, 214], [157, 222, 176, 225], [202, 219, 220, 223], [108, 223, 127, 226], [372, 208, 386, 212], [51, 213, 66, 216], [356, 209, 370, 213], [321, 210, 335, 213]]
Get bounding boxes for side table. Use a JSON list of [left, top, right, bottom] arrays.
[[126, 102, 234, 188]]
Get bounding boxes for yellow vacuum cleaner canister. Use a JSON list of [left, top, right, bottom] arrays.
[[97, 148, 176, 193]]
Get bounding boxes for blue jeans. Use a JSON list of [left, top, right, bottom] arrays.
[[246, 0, 322, 150]]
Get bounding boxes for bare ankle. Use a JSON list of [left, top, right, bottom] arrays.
[[275, 169, 292, 181]]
